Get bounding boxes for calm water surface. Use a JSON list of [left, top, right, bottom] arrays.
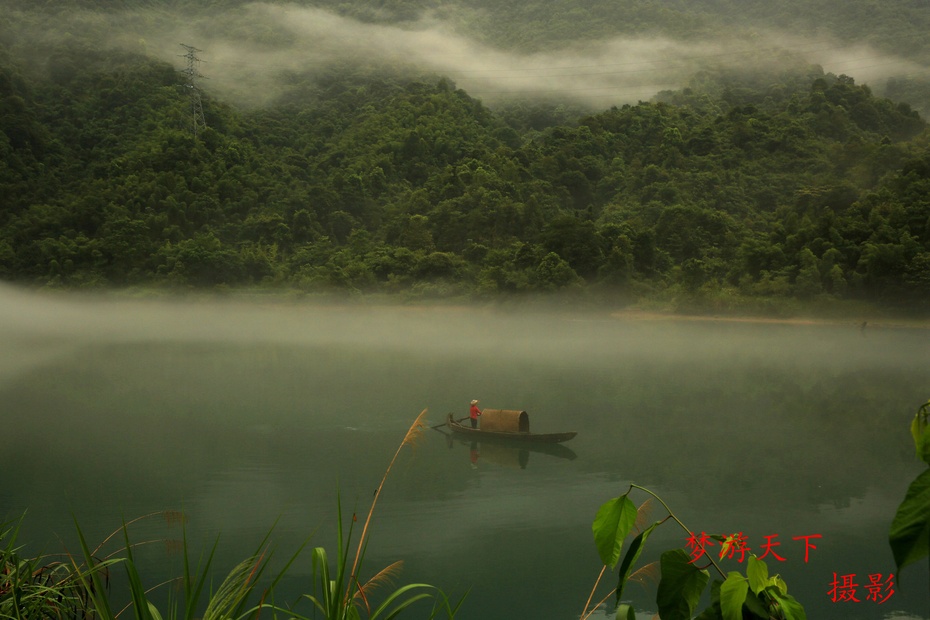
[[1, 287, 928, 619]]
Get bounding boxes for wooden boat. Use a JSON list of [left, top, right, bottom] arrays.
[[446, 410, 577, 444]]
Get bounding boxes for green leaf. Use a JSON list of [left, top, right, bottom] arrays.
[[593, 493, 637, 568], [202, 554, 265, 620], [889, 468, 930, 577], [616, 521, 662, 601], [371, 583, 434, 619], [657, 549, 710, 620], [693, 605, 720, 620], [769, 591, 806, 620], [147, 602, 164, 620], [773, 575, 788, 595], [920, 425, 930, 466], [743, 590, 769, 617], [693, 580, 721, 620], [922, 430, 930, 467], [616, 603, 636, 620], [912, 401, 930, 465], [311, 547, 335, 614], [909, 412, 921, 456], [71, 517, 120, 619], [123, 560, 156, 620], [719, 573, 748, 620], [746, 556, 768, 595]]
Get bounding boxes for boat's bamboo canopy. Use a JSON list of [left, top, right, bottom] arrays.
[[480, 409, 529, 433]]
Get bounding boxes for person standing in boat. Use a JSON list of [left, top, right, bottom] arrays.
[[469, 399, 482, 429]]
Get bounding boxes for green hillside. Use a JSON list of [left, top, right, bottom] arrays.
[[1, 0, 929, 313]]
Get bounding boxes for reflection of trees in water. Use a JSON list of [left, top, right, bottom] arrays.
[[541, 358, 926, 509], [4, 316, 929, 532]]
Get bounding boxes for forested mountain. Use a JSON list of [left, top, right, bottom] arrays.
[[2, 0, 930, 312]]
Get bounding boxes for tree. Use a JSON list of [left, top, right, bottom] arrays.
[[540, 214, 603, 279], [535, 252, 580, 290]]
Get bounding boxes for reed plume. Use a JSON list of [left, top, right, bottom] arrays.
[[355, 560, 404, 613], [346, 408, 428, 604], [357, 560, 404, 599]]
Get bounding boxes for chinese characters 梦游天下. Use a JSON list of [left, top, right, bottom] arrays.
[[685, 531, 822, 564]]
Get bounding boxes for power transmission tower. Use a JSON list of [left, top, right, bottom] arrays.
[[179, 43, 207, 138]]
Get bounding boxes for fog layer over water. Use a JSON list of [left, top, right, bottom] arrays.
[[1, 286, 928, 619]]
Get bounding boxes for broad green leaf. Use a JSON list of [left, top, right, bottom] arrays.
[[593, 493, 637, 568], [616, 603, 636, 620], [773, 575, 788, 595], [719, 573, 748, 620], [769, 591, 806, 620], [657, 549, 710, 620], [694, 578, 722, 620], [920, 425, 930, 466], [693, 602, 720, 620], [746, 556, 768, 594], [889, 468, 930, 577], [616, 521, 662, 601], [743, 590, 769, 617]]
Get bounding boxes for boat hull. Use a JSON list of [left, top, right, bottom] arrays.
[[446, 414, 576, 443]]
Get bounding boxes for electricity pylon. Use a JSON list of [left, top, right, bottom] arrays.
[[179, 43, 207, 138]]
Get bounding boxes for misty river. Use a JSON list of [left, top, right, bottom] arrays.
[[1, 285, 928, 620]]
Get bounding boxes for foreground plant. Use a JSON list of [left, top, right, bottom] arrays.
[[0, 513, 90, 619], [888, 398, 930, 590], [300, 408, 466, 620], [583, 485, 806, 620], [65, 510, 301, 620], [5, 410, 463, 620]]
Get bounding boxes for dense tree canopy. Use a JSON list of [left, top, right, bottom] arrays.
[[1, 0, 929, 314]]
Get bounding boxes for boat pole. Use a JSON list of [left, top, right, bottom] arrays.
[[431, 414, 468, 429]]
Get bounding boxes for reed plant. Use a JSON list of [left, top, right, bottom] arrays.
[[299, 408, 467, 620], [3, 409, 463, 620], [67, 510, 301, 620], [0, 513, 89, 619]]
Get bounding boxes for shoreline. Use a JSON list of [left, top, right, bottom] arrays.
[[608, 309, 930, 330], [6, 283, 930, 329]]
